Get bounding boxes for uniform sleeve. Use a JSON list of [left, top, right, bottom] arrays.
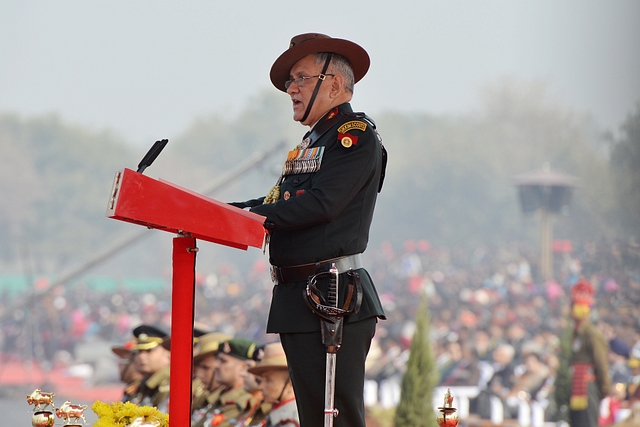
[[250, 126, 379, 231], [228, 197, 266, 209], [591, 328, 611, 397]]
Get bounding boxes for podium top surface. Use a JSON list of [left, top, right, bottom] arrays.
[[107, 168, 266, 250]]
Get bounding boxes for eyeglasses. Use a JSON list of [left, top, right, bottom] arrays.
[[284, 74, 335, 90]]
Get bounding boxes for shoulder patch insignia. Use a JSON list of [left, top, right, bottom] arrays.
[[326, 107, 339, 120], [338, 132, 358, 148], [338, 120, 367, 134]]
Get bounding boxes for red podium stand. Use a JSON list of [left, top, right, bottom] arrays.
[[107, 168, 266, 426]]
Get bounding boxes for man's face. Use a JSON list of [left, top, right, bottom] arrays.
[[214, 353, 245, 389], [286, 54, 334, 127], [195, 354, 218, 391], [243, 373, 261, 394], [571, 303, 590, 321], [118, 354, 143, 384], [136, 345, 170, 376], [241, 360, 261, 393], [259, 369, 290, 404]]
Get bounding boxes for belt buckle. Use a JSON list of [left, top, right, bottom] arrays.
[[270, 266, 278, 284]]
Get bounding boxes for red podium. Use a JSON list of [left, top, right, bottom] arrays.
[[107, 167, 266, 426]]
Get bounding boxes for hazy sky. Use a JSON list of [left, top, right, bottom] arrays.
[[2, 1, 639, 145]]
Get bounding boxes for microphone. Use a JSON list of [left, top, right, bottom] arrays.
[[137, 139, 169, 174]]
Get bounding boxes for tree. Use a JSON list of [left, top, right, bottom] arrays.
[[394, 294, 439, 427], [610, 101, 640, 240], [372, 78, 617, 250], [0, 113, 139, 273], [553, 318, 573, 423]]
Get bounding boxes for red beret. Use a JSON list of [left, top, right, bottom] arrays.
[[571, 279, 594, 305]]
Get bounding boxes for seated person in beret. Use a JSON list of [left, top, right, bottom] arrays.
[[235, 344, 273, 427], [193, 338, 256, 427], [190, 332, 234, 423], [127, 324, 171, 411], [111, 340, 144, 403]]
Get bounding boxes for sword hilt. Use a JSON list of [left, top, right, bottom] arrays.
[[328, 262, 338, 308]]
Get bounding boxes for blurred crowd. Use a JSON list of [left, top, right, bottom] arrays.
[[362, 238, 640, 425], [2, 238, 640, 424]]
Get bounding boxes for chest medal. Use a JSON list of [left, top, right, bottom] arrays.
[[282, 146, 325, 176]]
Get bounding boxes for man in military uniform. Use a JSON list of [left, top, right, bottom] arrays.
[[111, 340, 143, 402], [248, 342, 299, 427], [230, 33, 386, 427], [569, 280, 610, 427], [127, 324, 171, 412], [193, 338, 256, 427], [157, 326, 216, 417], [191, 332, 234, 423], [235, 344, 272, 427]]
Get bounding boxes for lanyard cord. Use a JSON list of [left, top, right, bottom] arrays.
[[275, 375, 291, 404], [299, 53, 333, 124]]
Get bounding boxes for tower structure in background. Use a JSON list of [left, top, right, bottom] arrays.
[[513, 163, 579, 281]]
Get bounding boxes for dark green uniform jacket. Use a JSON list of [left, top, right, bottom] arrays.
[[248, 102, 386, 333]]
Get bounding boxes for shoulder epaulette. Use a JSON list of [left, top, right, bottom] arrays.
[[341, 111, 376, 129]]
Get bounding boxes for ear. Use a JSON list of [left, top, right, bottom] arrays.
[[330, 73, 344, 97]]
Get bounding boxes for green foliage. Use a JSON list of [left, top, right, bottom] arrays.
[[610, 102, 640, 241], [0, 113, 139, 271], [366, 406, 395, 427], [0, 81, 636, 279], [373, 78, 618, 250], [394, 295, 439, 427], [553, 318, 573, 422]]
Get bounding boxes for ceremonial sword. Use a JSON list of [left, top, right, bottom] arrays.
[[305, 263, 363, 427]]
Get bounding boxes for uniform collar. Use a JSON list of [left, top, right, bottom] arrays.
[[272, 397, 295, 410], [305, 103, 353, 147], [309, 103, 353, 129], [144, 365, 170, 388]]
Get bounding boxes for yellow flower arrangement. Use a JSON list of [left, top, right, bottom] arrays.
[[91, 401, 168, 427]]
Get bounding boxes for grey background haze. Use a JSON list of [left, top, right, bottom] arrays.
[[1, 0, 639, 145]]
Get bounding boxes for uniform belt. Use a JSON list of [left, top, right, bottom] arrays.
[[271, 254, 363, 285]]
